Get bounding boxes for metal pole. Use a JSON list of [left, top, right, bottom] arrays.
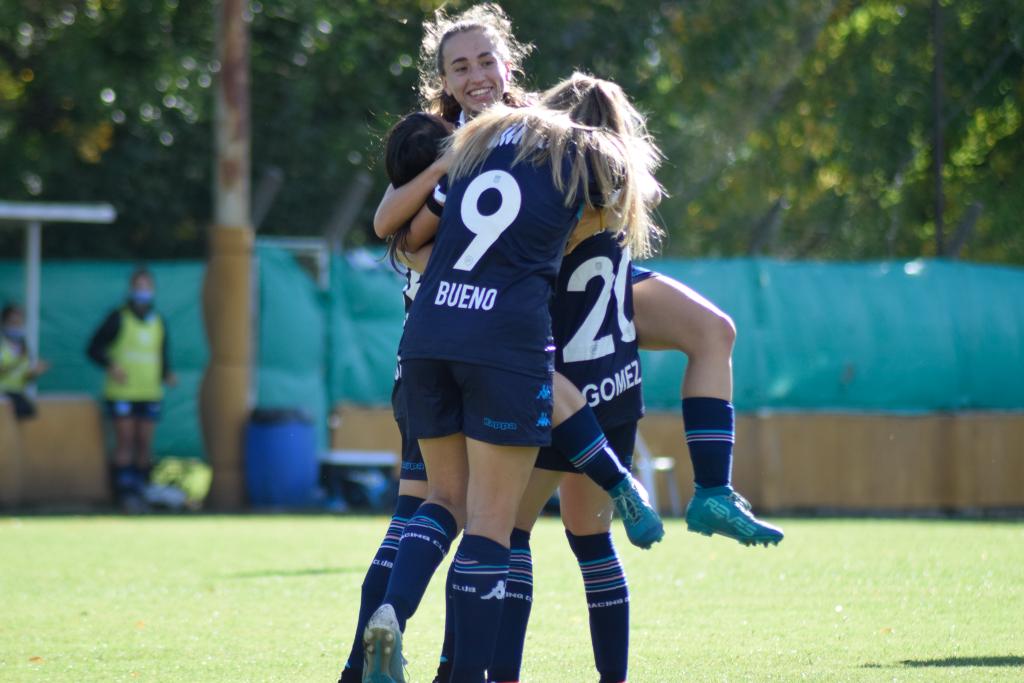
[[24, 221, 41, 362]]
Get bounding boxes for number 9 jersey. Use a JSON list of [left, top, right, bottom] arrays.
[[400, 126, 581, 379], [552, 230, 644, 430]]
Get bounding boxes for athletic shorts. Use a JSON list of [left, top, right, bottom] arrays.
[[400, 358, 554, 447], [534, 419, 637, 473], [394, 405, 427, 482], [630, 263, 658, 285], [105, 400, 161, 421]]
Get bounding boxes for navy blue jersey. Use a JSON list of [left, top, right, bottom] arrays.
[[391, 266, 423, 421], [552, 231, 643, 428], [400, 125, 580, 378], [630, 263, 658, 285]]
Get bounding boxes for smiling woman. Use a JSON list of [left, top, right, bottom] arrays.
[[417, 2, 534, 123], [438, 30, 508, 115]]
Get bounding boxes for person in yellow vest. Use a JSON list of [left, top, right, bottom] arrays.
[[86, 268, 177, 507], [1, 303, 50, 419]]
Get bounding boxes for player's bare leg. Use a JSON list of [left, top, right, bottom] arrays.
[[634, 273, 782, 546]]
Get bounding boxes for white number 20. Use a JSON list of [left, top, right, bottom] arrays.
[[561, 247, 636, 363], [453, 171, 522, 271]]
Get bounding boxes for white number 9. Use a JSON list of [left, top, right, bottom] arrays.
[[454, 171, 522, 271]]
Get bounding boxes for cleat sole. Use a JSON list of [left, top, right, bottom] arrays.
[[362, 626, 404, 683], [688, 521, 782, 546]]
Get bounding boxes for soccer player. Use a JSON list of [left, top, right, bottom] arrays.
[[86, 268, 177, 509], [397, 74, 661, 683], [363, 73, 662, 683]]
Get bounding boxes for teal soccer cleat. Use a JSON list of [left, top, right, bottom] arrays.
[[685, 485, 784, 546], [610, 474, 665, 549], [362, 604, 407, 683]]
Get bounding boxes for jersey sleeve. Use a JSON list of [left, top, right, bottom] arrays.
[[160, 315, 173, 379], [425, 175, 449, 217], [85, 309, 122, 368]]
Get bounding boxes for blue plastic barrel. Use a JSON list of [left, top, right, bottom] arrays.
[[244, 408, 318, 507]]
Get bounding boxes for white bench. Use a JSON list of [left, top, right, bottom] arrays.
[[320, 449, 399, 468]]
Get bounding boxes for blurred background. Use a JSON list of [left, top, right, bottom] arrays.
[[0, 0, 1022, 513]]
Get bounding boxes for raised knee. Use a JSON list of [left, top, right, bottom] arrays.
[[712, 311, 737, 351], [687, 310, 735, 357]]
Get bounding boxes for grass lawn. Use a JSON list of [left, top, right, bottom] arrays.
[[1, 515, 1022, 682]]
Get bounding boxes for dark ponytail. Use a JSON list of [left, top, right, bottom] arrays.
[[381, 112, 450, 271]]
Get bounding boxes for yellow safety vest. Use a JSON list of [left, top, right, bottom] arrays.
[[0, 337, 31, 392], [103, 309, 165, 401]]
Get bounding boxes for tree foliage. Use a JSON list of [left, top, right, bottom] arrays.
[[1, 0, 1021, 262]]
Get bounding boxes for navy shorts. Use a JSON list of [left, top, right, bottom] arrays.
[[534, 420, 637, 473], [630, 263, 658, 285], [105, 400, 161, 421], [397, 413, 427, 481], [392, 383, 426, 481], [401, 358, 554, 447]]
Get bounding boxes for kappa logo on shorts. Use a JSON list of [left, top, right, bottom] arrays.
[[481, 580, 506, 600], [483, 417, 519, 431], [535, 384, 552, 401], [536, 412, 551, 428]]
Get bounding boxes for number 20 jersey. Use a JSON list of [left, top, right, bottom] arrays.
[[399, 126, 580, 378], [552, 230, 643, 429]]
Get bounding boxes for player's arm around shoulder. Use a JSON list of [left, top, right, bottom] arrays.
[[373, 150, 452, 239]]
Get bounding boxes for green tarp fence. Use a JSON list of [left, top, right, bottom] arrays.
[[3, 251, 1023, 459]]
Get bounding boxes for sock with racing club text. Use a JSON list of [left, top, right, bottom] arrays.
[[338, 494, 424, 682], [381, 502, 458, 631], [487, 527, 534, 682], [566, 530, 629, 683], [449, 534, 510, 683]]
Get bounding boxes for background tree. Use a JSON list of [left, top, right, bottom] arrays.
[[1, 0, 1021, 262]]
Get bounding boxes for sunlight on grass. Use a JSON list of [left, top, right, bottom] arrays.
[[1, 516, 1022, 682]]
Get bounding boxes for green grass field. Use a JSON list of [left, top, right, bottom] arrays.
[[1, 515, 1022, 682]]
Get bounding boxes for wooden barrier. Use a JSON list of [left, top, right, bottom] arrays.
[[8, 394, 109, 506], [948, 413, 1024, 508], [330, 404, 402, 454], [331, 405, 1024, 512], [0, 398, 24, 506], [640, 411, 1024, 511], [6, 401, 1019, 511]]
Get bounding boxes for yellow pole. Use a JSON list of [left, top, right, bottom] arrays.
[[202, 0, 251, 508]]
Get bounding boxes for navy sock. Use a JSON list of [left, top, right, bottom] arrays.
[[382, 502, 458, 630], [339, 495, 424, 681], [134, 462, 152, 486], [566, 531, 629, 683], [449, 534, 510, 683], [435, 563, 455, 683], [554, 406, 629, 492], [488, 528, 533, 682], [682, 397, 734, 488], [110, 464, 137, 500]]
